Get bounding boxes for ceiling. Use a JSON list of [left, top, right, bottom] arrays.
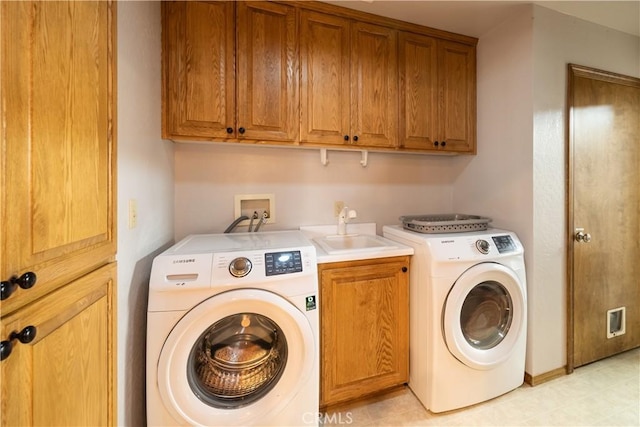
[[323, 1, 640, 38]]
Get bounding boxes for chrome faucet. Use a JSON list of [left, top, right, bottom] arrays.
[[337, 207, 357, 235]]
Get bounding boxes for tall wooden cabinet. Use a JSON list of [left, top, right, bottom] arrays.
[[318, 256, 410, 408], [399, 32, 476, 153], [1, 1, 117, 425], [300, 10, 398, 148], [162, 1, 299, 143]]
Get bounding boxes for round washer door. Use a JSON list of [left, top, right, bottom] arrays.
[[157, 289, 316, 426], [443, 262, 525, 370]]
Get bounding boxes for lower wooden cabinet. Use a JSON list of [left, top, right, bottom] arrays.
[[318, 256, 409, 407], [0, 264, 117, 426]]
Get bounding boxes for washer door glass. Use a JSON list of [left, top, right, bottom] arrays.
[[460, 281, 513, 350], [443, 262, 526, 370], [157, 289, 316, 426], [188, 313, 288, 408]]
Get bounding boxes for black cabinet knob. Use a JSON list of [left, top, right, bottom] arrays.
[[402, 267, 408, 273], [226, 127, 233, 134], [1, 326, 37, 362], [441, 141, 447, 147], [353, 135, 359, 142], [238, 127, 246, 134], [344, 135, 350, 141], [1, 272, 37, 300], [434, 141, 439, 147]]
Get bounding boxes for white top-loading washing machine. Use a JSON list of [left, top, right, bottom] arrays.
[[383, 225, 527, 413], [147, 231, 319, 426]]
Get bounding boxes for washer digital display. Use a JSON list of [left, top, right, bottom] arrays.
[[265, 251, 303, 276], [492, 235, 516, 253]]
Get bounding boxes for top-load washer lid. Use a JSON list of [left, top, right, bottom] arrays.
[[168, 230, 315, 255]]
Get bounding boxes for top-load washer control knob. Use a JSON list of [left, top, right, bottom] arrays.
[[229, 257, 252, 277], [475, 239, 490, 254]]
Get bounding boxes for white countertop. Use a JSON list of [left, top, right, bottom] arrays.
[[300, 223, 414, 264]]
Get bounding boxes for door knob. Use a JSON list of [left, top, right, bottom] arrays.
[[575, 228, 592, 243]]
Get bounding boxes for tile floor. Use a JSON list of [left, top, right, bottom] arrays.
[[322, 347, 639, 426]]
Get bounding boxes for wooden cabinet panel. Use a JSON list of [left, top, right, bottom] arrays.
[[350, 22, 398, 148], [300, 15, 398, 149], [1, 264, 116, 427], [237, 2, 299, 142], [162, 1, 235, 139], [163, 1, 298, 142], [399, 34, 476, 153], [438, 41, 476, 153], [319, 257, 409, 407], [1, 0, 116, 313], [398, 32, 438, 150], [300, 10, 351, 145]]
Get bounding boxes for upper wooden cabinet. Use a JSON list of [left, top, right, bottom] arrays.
[[300, 10, 398, 148], [162, 0, 477, 154], [162, 1, 299, 143], [162, 1, 235, 140], [399, 32, 476, 153]]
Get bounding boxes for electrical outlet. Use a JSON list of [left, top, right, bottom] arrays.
[[334, 201, 344, 217]]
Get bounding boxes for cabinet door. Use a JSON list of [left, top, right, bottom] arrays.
[[350, 22, 398, 148], [438, 40, 476, 153], [162, 1, 235, 139], [300, 10, 351, 145], [398, 32, 438, 150], [1, 0, 116, 313], [1, 264, 116, 426], [319, 257, 409, 407], [237, 2, 298, 142]]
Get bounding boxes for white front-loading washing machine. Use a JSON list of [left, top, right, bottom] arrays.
[[383, 225, 527, 413], [147, 231, 319, 426]]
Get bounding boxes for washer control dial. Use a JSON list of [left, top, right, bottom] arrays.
[[229, 257, 252, 277], [475, 239, 490, 254]]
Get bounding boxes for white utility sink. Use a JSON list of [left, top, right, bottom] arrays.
[[314, 234, 399, 255]]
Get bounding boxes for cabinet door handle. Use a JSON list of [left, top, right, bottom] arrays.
[[402, 267, 408, 273], [238, 127, 246, 134], [441, 140, 446, 147], [353, 135, 359, 142], [0, 326, 37, 361], [434, 141, 439, 147], [344, 135, 350, 141], [226, 127, 233, 134], [1, 272, 37, 301]]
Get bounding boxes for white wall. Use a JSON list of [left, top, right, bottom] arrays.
[[452, 4, 537, 372], [530, 5, 640, 376], [117, 2, 174, 425], [174, 144, 457, 240]]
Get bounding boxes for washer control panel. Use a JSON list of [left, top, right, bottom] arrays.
[[265, 250, 303, 276], [492, 235, 517, 253]]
